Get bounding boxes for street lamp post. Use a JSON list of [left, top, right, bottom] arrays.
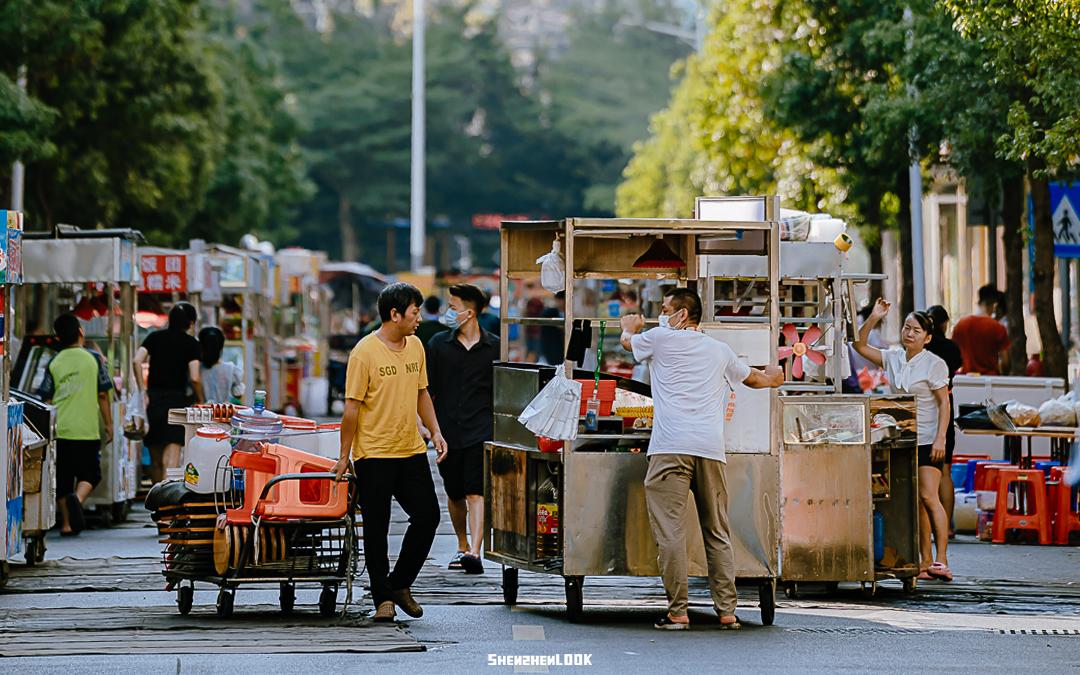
[[410, 0, 426, 272]]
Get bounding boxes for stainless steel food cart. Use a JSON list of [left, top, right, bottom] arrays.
[[485, 203, 782, 623], [779, 394, 920, 597], [16, 226, 142, 525]]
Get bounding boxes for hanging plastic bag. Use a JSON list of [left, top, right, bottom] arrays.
[[536, 239, 565, 293], [518, 368, 581, 441], [123, 388, 147, 441]]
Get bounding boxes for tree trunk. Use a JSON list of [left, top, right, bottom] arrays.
[[1001, 174, 1028, 376], [864, 196, 884, 301], [1028, 163, 1067, 379], [897, 172, 915, 316], [338, 194, 359, 262]]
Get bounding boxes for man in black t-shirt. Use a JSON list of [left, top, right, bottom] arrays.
[[425, 284, 498, 574], [134, 302, 203, 483]]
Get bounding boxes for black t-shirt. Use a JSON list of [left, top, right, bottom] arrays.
[[424, 329, 499, 449], [926, 335, 963, 387], [142, 329, 201, 392]]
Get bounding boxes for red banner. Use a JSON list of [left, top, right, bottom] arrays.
[[472, 213, 529, 230], [139, 254, 187, 293]]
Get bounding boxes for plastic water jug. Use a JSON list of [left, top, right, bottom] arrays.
[[183, 425, 232, 494], [230, 390, 282, 453], [281, 416, 319, 454]]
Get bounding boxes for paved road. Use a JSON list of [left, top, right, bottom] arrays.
[[2, 453, 1078, 674]]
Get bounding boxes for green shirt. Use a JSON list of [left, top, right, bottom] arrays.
[[45, 347, 104, 440]]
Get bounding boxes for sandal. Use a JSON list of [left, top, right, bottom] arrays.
[[448, 551, 465, 570], [928, 562, 953, 582], [654, 614, 690, 630], [718, 615, 742, 630]]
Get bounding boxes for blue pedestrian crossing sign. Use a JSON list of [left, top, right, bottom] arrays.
[[1052, 182, 1080, 258]]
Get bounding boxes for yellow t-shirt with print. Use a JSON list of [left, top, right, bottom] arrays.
[[346, 332, 429, 459]]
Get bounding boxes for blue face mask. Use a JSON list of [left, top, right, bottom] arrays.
[[441, 308, 464, 328]]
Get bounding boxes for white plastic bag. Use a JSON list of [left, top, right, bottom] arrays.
[[123, 388, 147, 441], [518, 369, 581, 441], [536, 239, 565, 293], [1005, 400, 1040, 427], [1038, 397, 1076, 427]]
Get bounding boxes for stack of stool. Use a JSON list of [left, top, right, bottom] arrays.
[[1049, 467, 1080, 545], [992, 468, 1052, 545]]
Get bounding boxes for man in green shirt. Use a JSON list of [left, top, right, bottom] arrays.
[[38, 314, 113, 535]]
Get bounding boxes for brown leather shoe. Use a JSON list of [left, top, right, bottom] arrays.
[[389, 588, 423, 618], [373, 600, 396, 622]]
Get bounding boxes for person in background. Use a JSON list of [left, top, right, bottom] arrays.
[[925, 305, 963, 537], [539, 291, 566, 365], [198, 326, 244, 404], [134, 302, 203, 484], [426, 283, 499, 574], [855, 299, 953, 582], [621, 288, 784, 630], [952, 285, 1010, 375], [416, 295, 449, 345], [38, 314, 113, 536], [478, 296, 501, 337], [333, 283, 445, 623]]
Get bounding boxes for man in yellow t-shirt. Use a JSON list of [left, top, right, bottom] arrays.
[[333, 282, 447, 623]]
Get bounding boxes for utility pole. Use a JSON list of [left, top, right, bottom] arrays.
[[409, 0, 426, 272], [9, 66, 27, 211], [904, 7, 926, 310]]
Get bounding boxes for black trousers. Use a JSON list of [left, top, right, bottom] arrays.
[[354, 453, 440, 606]]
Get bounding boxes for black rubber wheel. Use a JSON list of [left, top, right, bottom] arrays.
[[112, 500, 131, 524], [784, 583, 800, 600], [502, 567, 519, 606], [24, 537, 45, 566], [177, 584, 194, 615], [758, 580, 776, 626], [96, 504, 114, 528], [279, 583, 296, 614], [902, 576, 917, 594], [860, 581, 877, 599], [319, 585, 337, 617], [564, 576, 584, 623], [216, 588, 235, 618]]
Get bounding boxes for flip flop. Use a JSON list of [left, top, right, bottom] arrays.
[[718, 615, 742, 630], [928, 562, 953, 582]]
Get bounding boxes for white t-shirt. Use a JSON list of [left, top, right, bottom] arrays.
[[631, 327, 751, 462], [881, 347, 949, 445]]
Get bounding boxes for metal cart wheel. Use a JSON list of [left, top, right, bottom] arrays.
[[502, 567, 519, 606], [784, 583, 800, 600], [24, 536, 45, 566], [902, 576, 917, 594], [564, 576, 584, 623], [95, 504, 114, 528], [758, 580, 776, 626], [177, 584, 194, 615], [860, 581, 877, 599], [319, 584, 337, 617], [279, 582, 296, 614], [111, 500, 131, 524], [216, 588, 235, 618]]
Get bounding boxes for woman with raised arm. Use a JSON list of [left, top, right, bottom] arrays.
[[853, 298, 953, 582]]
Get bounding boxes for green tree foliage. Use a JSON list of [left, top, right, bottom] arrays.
[[0, 0, 308, 246], [617, 0, 842, 220], [539, 0, 692, 213], [942, 0, 1080, 378]]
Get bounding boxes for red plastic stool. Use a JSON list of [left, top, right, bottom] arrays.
[[975, 464, 1016, 493], [992, 469, 1052, 545], [1050, 467, 1080, 545]]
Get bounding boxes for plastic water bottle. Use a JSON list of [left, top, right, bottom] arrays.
[[253, 389, 267, 414]]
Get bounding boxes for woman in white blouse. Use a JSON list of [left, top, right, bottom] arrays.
[[854, 298, 953, 582]]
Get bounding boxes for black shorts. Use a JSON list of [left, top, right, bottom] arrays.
[[917, 444, 945, 470], [56, 438, 103, 494], [945, 420, 955, 465], [145, 389, 192, 447], [437, 443, 484, 500]]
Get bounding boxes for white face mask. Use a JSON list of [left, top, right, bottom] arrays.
[[658, 314, 671, 329]]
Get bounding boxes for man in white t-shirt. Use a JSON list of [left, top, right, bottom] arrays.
[[621, 288, 783, 631]]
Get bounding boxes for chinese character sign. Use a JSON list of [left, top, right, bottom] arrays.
[[139, 254, 187, 293]]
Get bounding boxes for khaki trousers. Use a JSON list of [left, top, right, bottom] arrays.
[[644, 453, 737, 618]]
